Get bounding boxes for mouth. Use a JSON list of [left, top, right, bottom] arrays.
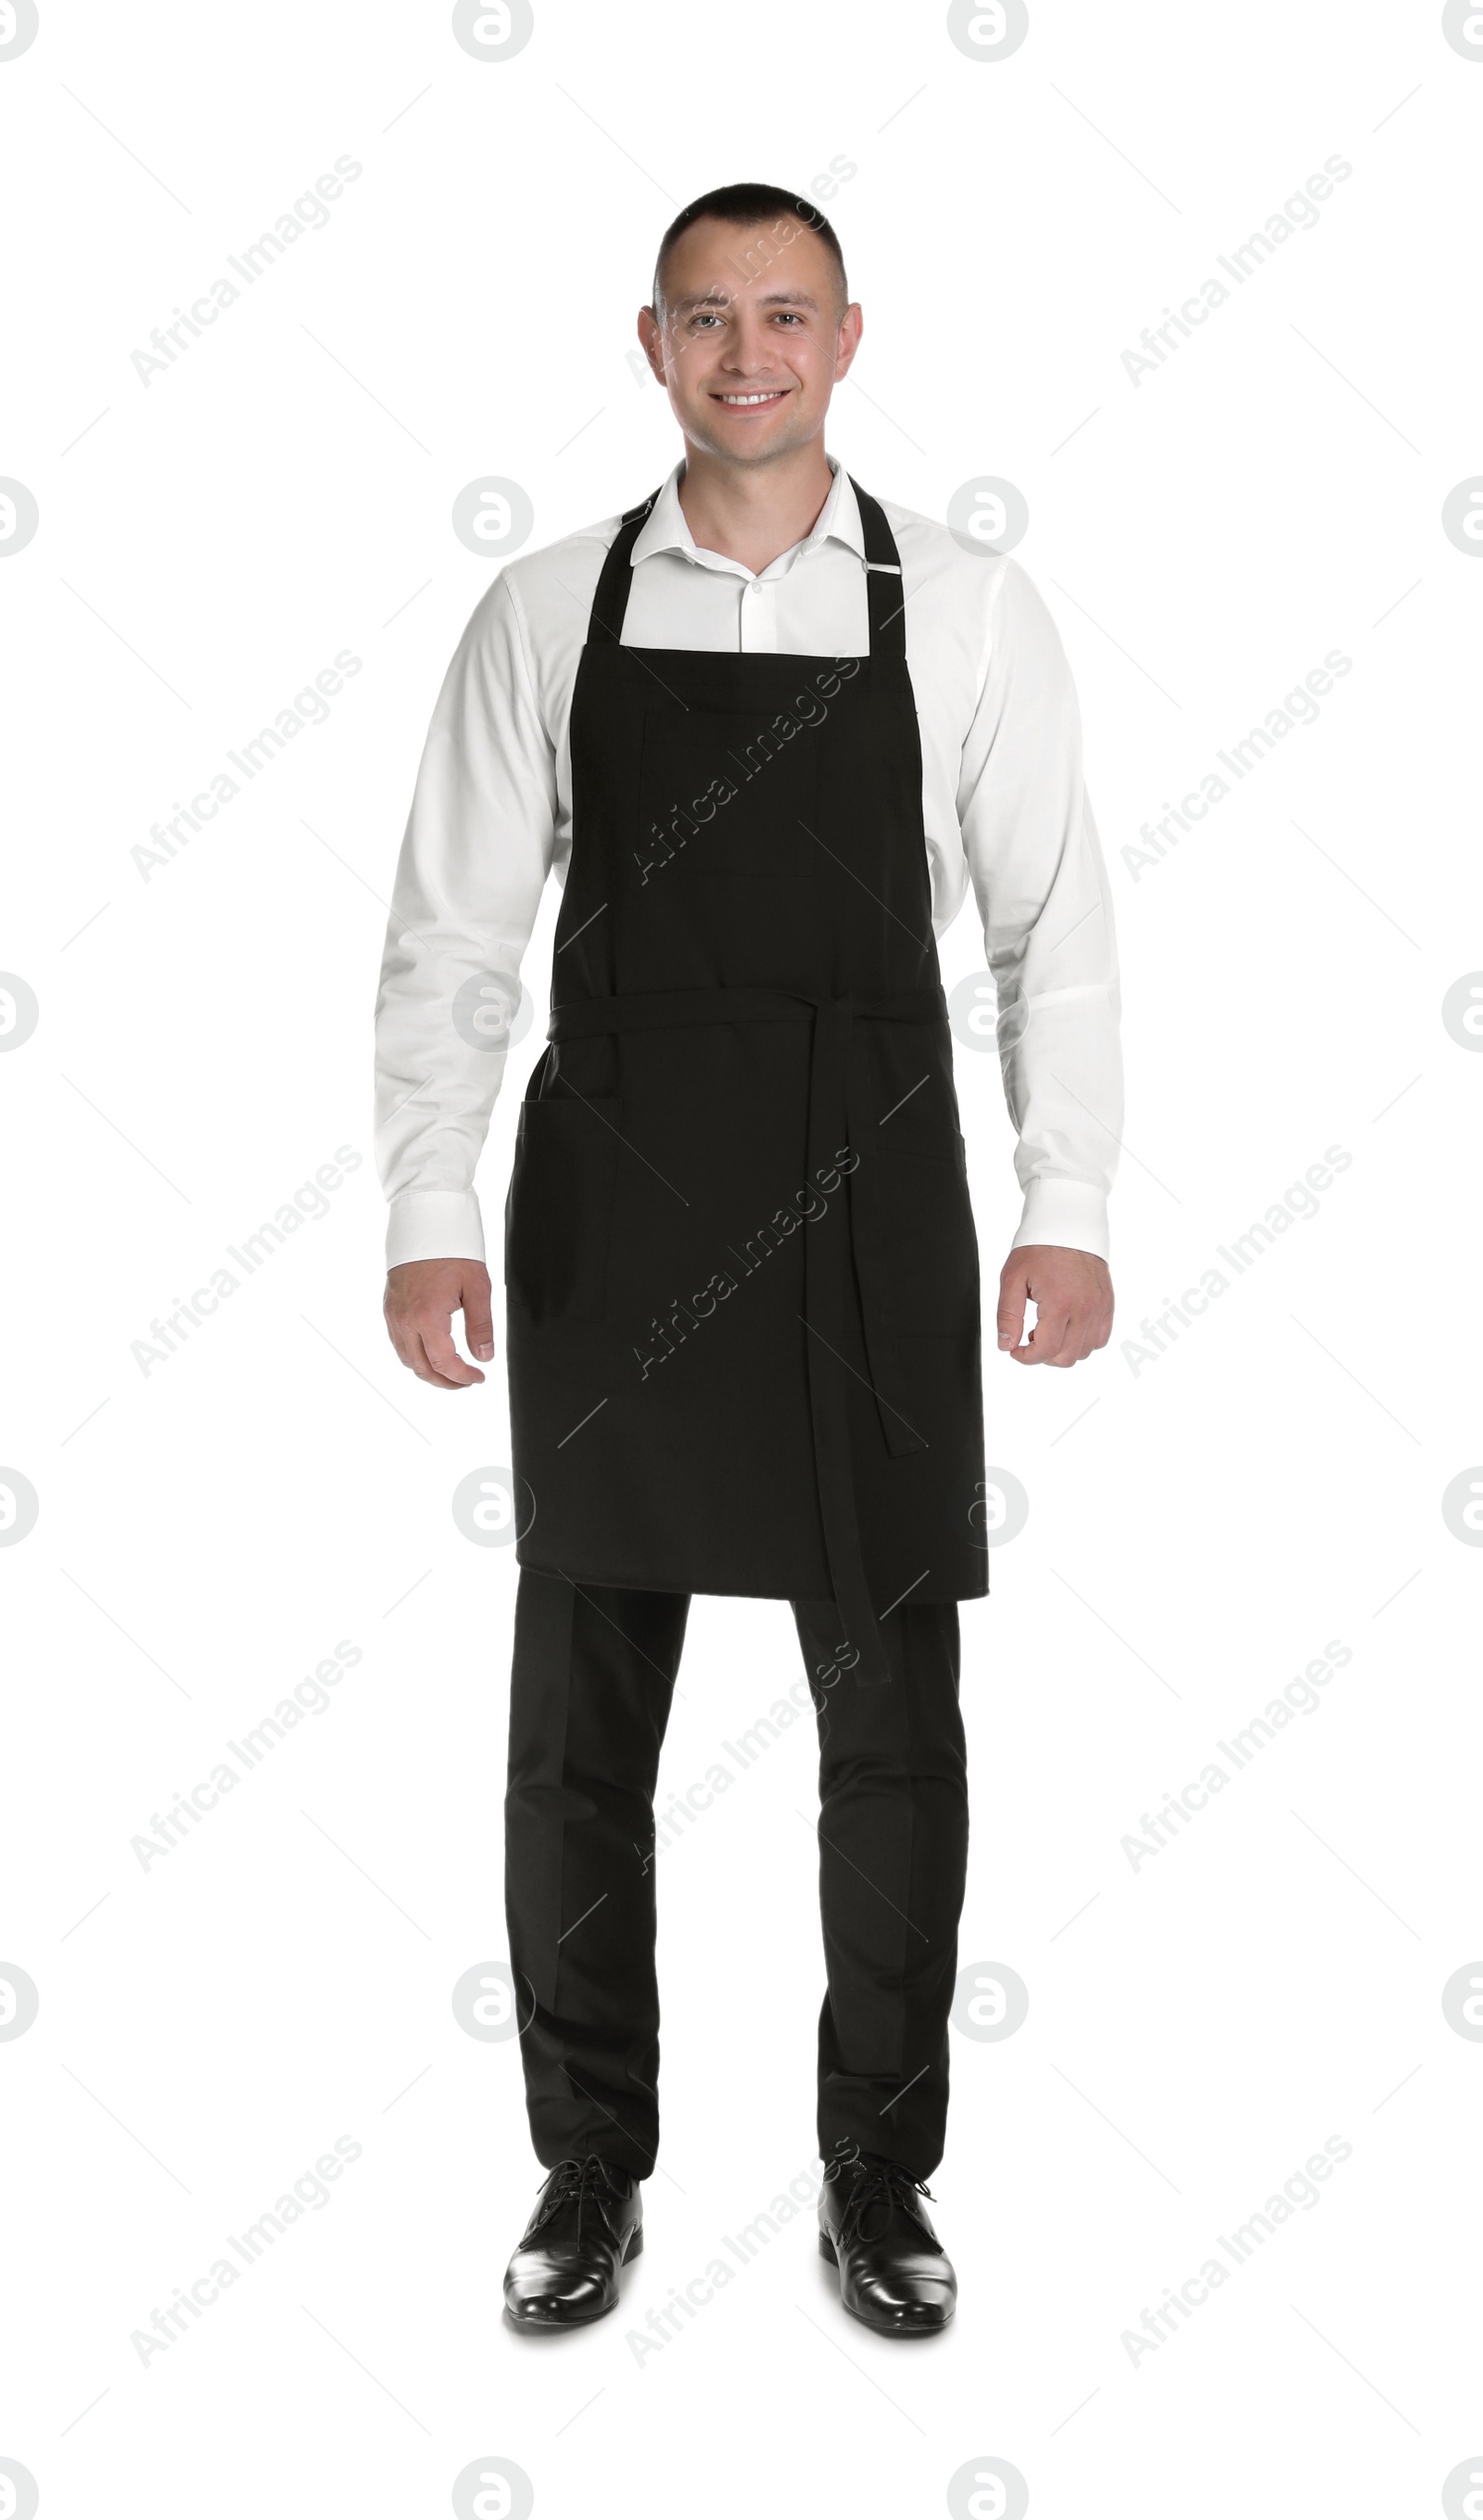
[[710, 388, 791, 413]]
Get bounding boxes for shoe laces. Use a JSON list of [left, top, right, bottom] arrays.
[[531, 2153, 628, 2242], [825, 2142, 935, 2246]]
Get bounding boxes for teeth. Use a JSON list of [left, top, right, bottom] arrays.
[[720, 391, 781, 403]]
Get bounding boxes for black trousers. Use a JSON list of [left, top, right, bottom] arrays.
[[503, 1568, 969, 2182]]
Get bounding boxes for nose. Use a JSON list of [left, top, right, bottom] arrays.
[[719, 306, 781, 378]]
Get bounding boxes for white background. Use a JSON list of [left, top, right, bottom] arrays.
[[3, 2, 1481, 2514]]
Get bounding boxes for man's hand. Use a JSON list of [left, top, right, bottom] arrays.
[[384, 1257, 494, 1389], [996, 1244, 1113, 1368]]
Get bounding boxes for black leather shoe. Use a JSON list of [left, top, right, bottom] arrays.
[[502, 2155, 643, 2328], [818, 2144, 957, 2335]]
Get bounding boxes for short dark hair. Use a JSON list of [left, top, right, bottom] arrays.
[[652, 183, 848, 318]]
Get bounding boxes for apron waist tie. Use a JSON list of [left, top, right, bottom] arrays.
[[548, 983, 947, 1686]]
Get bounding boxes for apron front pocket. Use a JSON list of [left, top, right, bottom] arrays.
[[505, 1095, 622, 1323], [854, 1144, 982, 1341]]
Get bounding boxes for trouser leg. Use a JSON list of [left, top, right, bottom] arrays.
[[792, 1596, 969, 2181], [503, 1567, 690, 2177]]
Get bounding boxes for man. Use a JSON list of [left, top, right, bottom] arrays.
[[374, 183, 1120, 2337]]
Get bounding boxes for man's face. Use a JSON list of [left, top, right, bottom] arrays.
[[641, 214, 861, 466]]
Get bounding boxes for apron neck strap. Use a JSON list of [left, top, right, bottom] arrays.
[[847, 477, 907, 663], [587, 490, 659, 647], [584, 475, 908, 660]]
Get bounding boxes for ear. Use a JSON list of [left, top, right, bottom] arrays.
[[833, 301, 864, 380]]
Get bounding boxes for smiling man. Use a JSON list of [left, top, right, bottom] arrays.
[[374, 182, 1122, 2337]]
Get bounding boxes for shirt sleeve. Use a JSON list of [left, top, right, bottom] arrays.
[[957, 556, 1123, 1260], [374, 571, 557, 1269]]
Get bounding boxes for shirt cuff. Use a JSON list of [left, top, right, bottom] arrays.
[[1010, 1177, 1109, 1261], [386, 1190, 487, 1270]]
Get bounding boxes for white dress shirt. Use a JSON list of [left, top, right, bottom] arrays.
[[374, 455, 1122, 1269]]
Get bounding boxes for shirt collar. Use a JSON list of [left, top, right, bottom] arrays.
[[629, 452, 865, 579]]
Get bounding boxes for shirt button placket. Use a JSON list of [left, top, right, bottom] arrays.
[[744, 578, 777, 655]]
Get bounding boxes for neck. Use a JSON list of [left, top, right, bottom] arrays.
[[674, 440, 835, 576]]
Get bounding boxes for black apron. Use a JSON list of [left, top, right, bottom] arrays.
[[504, 477, 986, 1685]]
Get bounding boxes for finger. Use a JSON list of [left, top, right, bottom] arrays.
[[384, 1309, 442, 1379], [996, 1276, 1028, 1353], [464, 1285, 496, 1363], [409, 1330, 471, 1390], [1010, 1305, 1071, 1364], [418, 1317, 485, 1387], [1046, 1316, 1096, 1367], [1063, 1314, 1107, 1366]]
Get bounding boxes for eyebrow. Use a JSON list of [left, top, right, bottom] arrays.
[[667, 287, 823, 314]]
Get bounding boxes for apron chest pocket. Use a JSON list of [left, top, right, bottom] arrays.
[[504, 1095, 622, 1323]]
